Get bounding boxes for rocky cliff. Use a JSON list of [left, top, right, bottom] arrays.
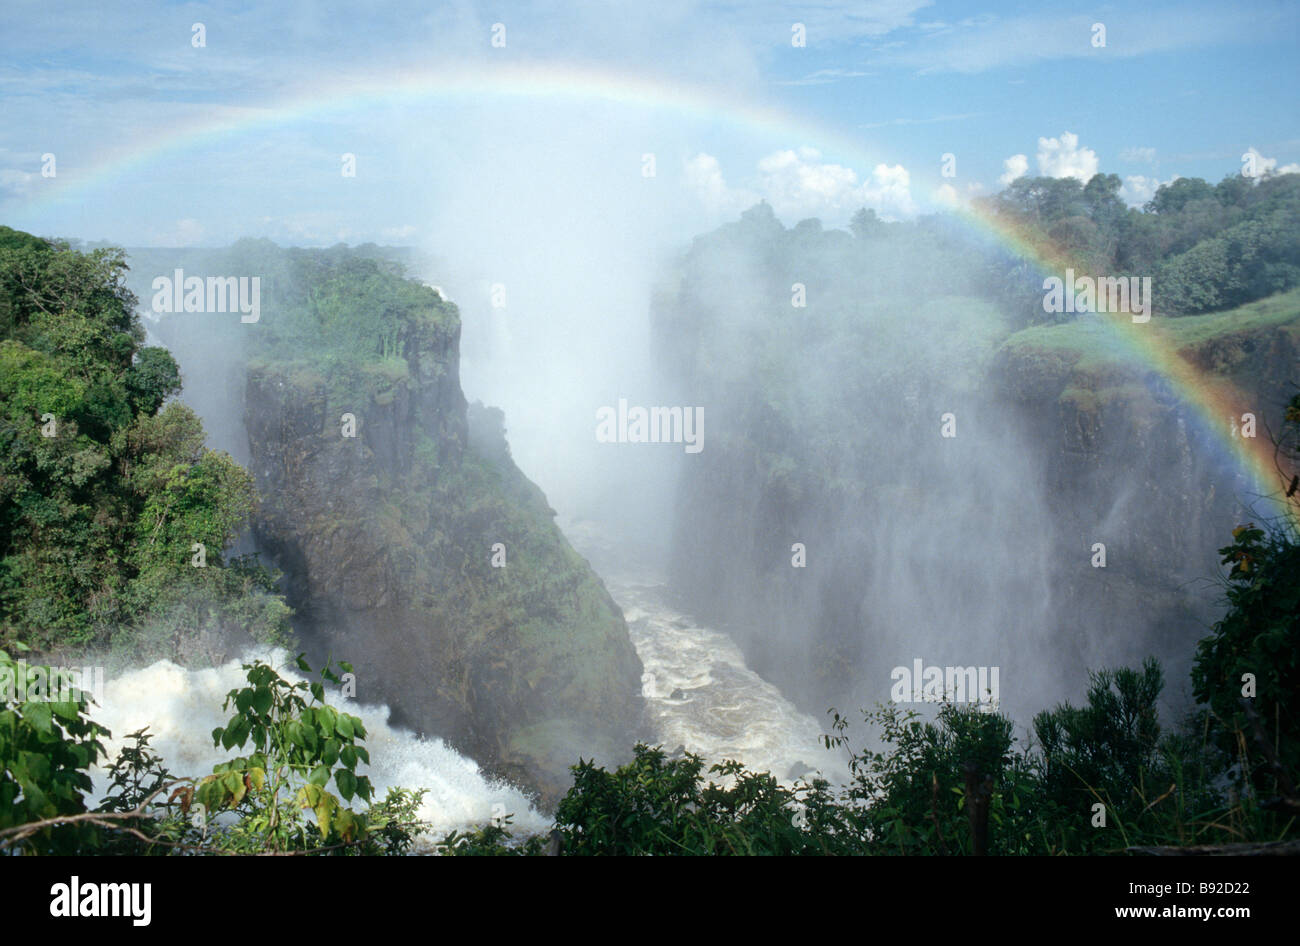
[[136, 242, 644, 806], [994, 290, 1300, 696], [658, 262, 1299, 720]]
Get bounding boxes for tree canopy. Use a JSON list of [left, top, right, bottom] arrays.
[[0, 227, 290, 657]]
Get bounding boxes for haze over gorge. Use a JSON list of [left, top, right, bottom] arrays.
[[1, 1, 1298, 874]]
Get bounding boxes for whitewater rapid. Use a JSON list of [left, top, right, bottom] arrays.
[[564, 518, 851, 787], [615, 577, 849, 785], [86, 652, 551, 850], [84, 526, 847, 848]]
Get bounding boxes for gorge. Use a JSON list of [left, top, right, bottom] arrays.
[[120, 208, 1299, 813]]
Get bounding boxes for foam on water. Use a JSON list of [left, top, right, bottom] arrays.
[[615, 578, 851, 787], [86, 650, 550, 848], [79, 522, 848, 853]]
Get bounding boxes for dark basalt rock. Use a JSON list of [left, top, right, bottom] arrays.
[[139, 244, 645, 808], [242, 306, 644, 809]]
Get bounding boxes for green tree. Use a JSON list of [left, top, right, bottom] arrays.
[[0, 229, 290, 656], [0, 648, 110, 854], [1192, 519, 1300, 793], [1146, 177, 1215, 215]]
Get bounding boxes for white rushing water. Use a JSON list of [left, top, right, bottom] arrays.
[[84, 525, 847, 849], [86, 651, 551, 849], [619, 576, 850, 786], [564, 517, 851, 788]]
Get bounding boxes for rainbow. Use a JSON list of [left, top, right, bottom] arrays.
[[9, 61, 1297, 525], [17, 62, 838, 216], [959, 204, 1299, 530]]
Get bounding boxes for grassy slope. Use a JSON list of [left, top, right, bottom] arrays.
[[996, 288, 1300, 412], [1001, 288, 1300, 378]]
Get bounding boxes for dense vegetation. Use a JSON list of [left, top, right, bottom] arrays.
[[979, 168, 1300, 321], [658, 166, 1300, 439], [4, 505, 1297, 855], [0, 227, 291, 660]]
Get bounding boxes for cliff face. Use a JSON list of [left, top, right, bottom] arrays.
[[993, 294, 1300, 691], [244, 314, 643, 807], [660, 286, 1300, 720], [135, 244, 643, 806]]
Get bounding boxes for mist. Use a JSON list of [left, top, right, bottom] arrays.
[[120, 97, 1251, 752], [5, 0, 1297, 864]]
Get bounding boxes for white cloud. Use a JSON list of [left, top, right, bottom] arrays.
[[1119, 176, 1159, 207], [1119, 174, 1182, 207], [933, 181, 984, 208], [994, 133, 1105, 191], [1244, 146, 1276, 175], [1243, 146, 1300, 177], [685, 148, 914, 223], [717, 0, 935, 43], [756, 147, 913, 219], [1036, 132, 1098, 182], [757, 148, 859, 206], [933, 183, 959, 207], [684, 153, 758, 217], [998, 153, 1028, 186], [1120, 146, 1157, 165]]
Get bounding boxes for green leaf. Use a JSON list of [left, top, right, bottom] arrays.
[[22, 701, 52, 734], [336, 768, 357, 801], [224, 770, 247, 806]]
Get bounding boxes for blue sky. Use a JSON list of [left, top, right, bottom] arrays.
[[1, 0, 1297, 246]]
